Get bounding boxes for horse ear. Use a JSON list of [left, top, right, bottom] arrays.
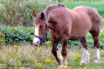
[[41, 12, 44, 20], [33, 11, 37, 17]]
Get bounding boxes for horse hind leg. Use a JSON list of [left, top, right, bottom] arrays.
[[80, 37, 90, 65], [90, 30, 100, 63]]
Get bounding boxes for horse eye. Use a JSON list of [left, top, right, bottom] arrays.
[[40, 25, 43, 28]]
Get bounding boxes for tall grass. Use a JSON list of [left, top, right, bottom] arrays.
[[0, 44, 104, 69]]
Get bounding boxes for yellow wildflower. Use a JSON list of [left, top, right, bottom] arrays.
[[63, 67, 70, 69], [18, 61, 21, 65], [44, 58, 52, 63], [39, 46, 45, 48], [34, 60, 38, 64], [57, 66, 70, 69], [36, 63, 42, 67], [13, 45, 20, 50], [75, 54, 82, 59], [0, 63, 3, 66], [79, 63, 82, 66], [57, 67, 63, 69], [13, 45, 18, 48], [2, 57, 6, 61], [0, 32, 2, 36], [10, 53, 15, 58], [100, 29, 103, 34], [46, 40, 51, 44], [74, 57, 78, 60], [52, 60, 56, 63]]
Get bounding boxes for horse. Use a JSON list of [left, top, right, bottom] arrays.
[[32, 4, 101, 67]]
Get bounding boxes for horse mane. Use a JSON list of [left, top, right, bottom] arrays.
[[46, 4, 65, 15]]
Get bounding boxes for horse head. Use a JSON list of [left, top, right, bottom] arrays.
[[32, 11, 48, 46]]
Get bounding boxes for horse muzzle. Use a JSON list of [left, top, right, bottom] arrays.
[[33, 36, 44, 46]]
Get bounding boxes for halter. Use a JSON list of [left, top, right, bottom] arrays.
[[34, 23, 48, 44]]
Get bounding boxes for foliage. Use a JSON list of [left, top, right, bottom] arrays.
[[0, 0, 57, 26], [0, 26, 34, 44]]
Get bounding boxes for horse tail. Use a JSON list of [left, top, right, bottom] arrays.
[[87, 8, 101, 25], [87, 8, 102, 33]]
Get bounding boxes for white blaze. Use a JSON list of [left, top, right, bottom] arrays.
[[33, 26, 40, 46], [35, 26, 39, 36]]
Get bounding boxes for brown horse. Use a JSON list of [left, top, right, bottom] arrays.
[[32, 4, 101, 67]]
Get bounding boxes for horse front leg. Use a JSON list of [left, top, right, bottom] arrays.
[[51, 36, 61, 64], [59, 38, 68, 67]]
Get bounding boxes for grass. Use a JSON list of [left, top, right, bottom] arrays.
[[0, 42, 104, 69], [63, 3, 104, 17], [61, 0, 104, 3]]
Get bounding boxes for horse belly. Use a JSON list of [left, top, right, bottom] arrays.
[[69, 32, 87, 40], [69, 16, 92, 40], [70, 24, 91, 40]]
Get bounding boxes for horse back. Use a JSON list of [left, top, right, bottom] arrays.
[[73, 6, 101, 30], [69, 6, 101, 40]]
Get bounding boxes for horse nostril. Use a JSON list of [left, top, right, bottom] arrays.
[[37, 41, 39, 44]]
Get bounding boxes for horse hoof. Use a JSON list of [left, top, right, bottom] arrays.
[[80, 59, 89, 65], [59, 65, 67, 67], [94, 59, 99, 63]]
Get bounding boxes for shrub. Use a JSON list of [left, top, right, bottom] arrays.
[[0, 0, 57, 26], [0, 26, 34, 44]]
